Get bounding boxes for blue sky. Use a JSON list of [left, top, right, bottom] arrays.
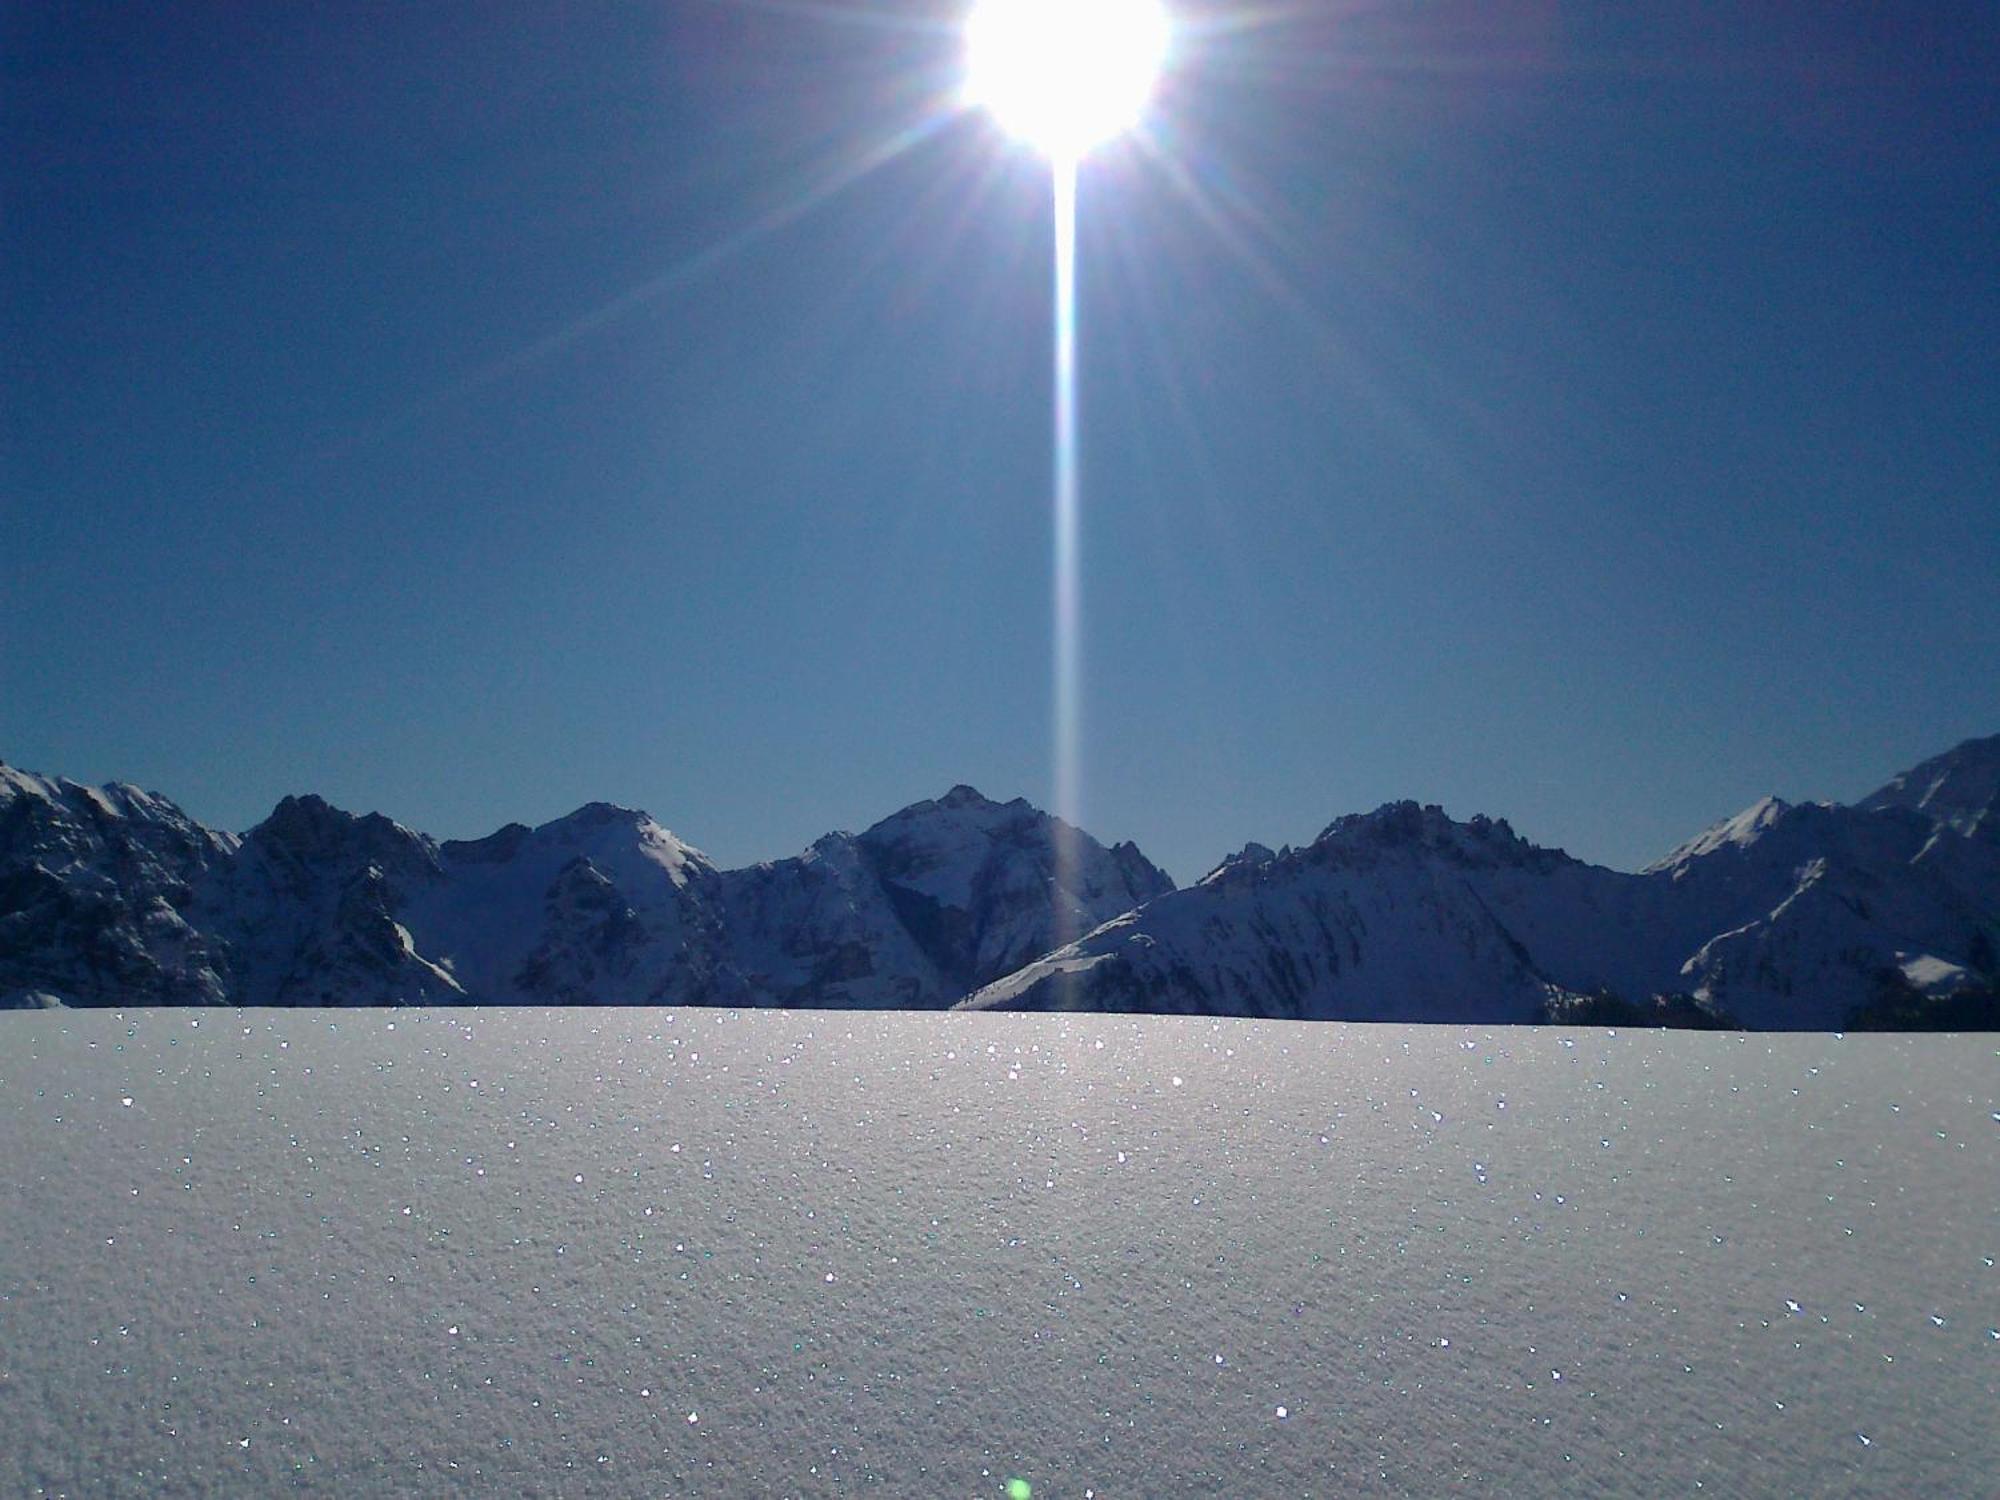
[[5, 1, 1997, 883]]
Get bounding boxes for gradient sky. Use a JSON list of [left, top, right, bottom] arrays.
[[6, 2, 1997, 883]]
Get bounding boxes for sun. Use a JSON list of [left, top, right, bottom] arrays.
[[963, 0, 1171, 162]]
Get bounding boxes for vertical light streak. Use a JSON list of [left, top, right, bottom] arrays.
[[1051, 157, 1083, 954]]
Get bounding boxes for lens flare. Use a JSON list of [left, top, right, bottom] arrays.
[[964, 0, 1170, 162], [1051, 157, 1081, 949], [964, 2, 1167, 958]]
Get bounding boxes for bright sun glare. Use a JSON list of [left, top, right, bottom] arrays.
[[964, 0, 1171, 161]]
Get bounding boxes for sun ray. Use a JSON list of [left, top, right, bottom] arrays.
[[789, 132, 1025, 332], [703, 0, 958, 36], [958, 0, 1172, 945], [1051, 156, 1083, 948], [1128, 129, 1325, 331], [326, 105, 958, 458]]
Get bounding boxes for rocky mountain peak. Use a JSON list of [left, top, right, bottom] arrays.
[[1198, 842, 1277, 886], [549, 800, 651, 830], [1312, 801, 1541, 869], [250, 795, 436, 875]]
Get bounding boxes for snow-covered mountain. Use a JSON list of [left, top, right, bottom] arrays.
[[0, 772, 1168, 1011], [5, 736, 1996, 1025], [422, 802, 729, 1006], [215, 795, 467, 1007], [963, 738, 2000, 1029], [714, 786, 1173, 1010], [0, 766, 238, 1007]]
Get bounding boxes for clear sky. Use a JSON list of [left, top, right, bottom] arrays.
[[6, 2, 1997, 883]]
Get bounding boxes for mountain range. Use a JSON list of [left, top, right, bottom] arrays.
[[4, 735, 1996, 1028], [0, 771, 1169, 1013]]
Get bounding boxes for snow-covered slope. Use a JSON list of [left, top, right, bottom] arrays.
[[1643, 793, 1996, 1026], [964, 805, 1606, 1024], [1860, 732, 2000, 837]]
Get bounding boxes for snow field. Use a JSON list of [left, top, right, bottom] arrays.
[[1, 1010, 1994, 1497]]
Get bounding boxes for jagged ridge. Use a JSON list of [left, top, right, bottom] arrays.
[[1, 773, 1170, 1011], [962, 739, 2000, 1030], [5, 736, 1997, 1027]]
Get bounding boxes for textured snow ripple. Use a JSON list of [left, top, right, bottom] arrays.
[[0, 1011, 1994, 1497]]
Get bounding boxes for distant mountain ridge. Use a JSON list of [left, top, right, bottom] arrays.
[[4, 735, 1996, 1027], [0, 769, 1170, 1012], [964, 735, 2000, 1029]]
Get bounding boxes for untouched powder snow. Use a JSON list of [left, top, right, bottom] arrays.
[[0, 1011, 1994, 1497]]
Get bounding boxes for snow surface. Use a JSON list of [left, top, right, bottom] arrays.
[[1, 1010, 1994, 1497]]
